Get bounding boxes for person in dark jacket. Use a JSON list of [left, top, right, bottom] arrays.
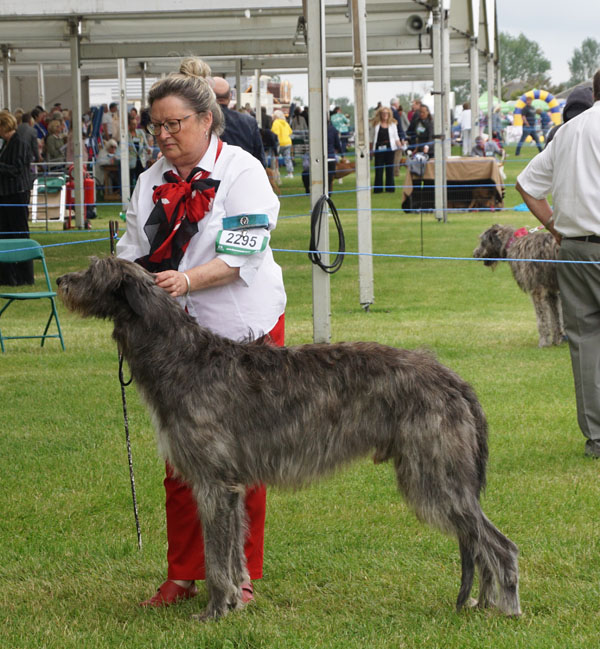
[[301, 122, 340, 194], [327, 120, 342, 193], [545, 85, 594, 147], [515, 96, 543, 155], [16, 112, 41, 163], [0, 110, 34, 285], [406, 98, 422, 145], [259, 112, 279, 167], [413, 104, 434, 157], [212, 77, 266, 167]]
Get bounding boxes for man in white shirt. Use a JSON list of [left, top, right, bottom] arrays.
[[516, 69, 600, 458]]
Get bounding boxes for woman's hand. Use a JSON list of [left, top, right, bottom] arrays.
[[154, 270, 189, 298], [153, 260, 240, 298]]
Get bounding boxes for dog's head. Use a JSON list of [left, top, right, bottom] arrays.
[[57, 256, 163, 321], [473, 224, 512, 268]]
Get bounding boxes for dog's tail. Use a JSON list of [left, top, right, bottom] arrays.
[[462, 383, 488, 494]]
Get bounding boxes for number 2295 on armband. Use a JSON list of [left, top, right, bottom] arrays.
[[215, 229, 270, 255]]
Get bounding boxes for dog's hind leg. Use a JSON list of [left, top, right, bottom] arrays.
[[530, 289, 553, 347], [192, 486, 245, 621], [475, 556, 496, 609], [549, 292, 565, 345], [227, 488, 250, 601], [456, 536, 476, 611], [474, 514, 521, 616]]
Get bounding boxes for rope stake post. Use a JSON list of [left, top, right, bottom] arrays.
[[109, 220, 142, 550]]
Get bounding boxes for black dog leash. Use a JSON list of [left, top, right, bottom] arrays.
[[308, 194, 345, 274], [110, 220, 142, 550]]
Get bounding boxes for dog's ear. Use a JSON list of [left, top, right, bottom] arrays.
[[121, 277, 149, 318], [489, 229, 507, 258]]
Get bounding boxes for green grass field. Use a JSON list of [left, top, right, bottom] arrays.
[[2, 144, 599, 649]]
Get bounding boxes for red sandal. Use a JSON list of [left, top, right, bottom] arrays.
[[139, 580, 199, 607]]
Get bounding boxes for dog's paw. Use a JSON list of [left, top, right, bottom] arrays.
[[191, 607, 225, 623]]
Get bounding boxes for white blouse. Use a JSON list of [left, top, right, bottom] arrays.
[[117, 134, 287, 341]]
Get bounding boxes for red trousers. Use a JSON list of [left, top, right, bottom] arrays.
[[165, 313, 285, 581]]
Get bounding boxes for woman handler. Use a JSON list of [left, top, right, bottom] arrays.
[[116, 58, 286, 607]]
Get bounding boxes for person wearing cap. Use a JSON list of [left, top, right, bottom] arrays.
[[516, 69, 600, 459], [545, 85, 594, 146]]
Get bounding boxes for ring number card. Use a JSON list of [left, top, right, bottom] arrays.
[[216, 214, 271, 255], [216, 229, 270, 255]]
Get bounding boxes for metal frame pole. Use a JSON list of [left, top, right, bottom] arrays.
[[432, 2, 447, 223], [255, 68, 262, 127], [2, 46, 11, 112], [442, 7, 452, 163], [235, 59, 242, 110], [37, 63, 45, 110], [69, 20, 85, 229], [487, 53, 494, 139], [306, 0, 331, 343], [140, 61, 147, 107], [118, 58, 131, 208], [350, 0, 374, 309], [470, 37, 480, 141]]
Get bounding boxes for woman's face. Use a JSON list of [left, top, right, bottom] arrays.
[[149, 95, 212, 170], [420, 106, 429, 119], [380, 109, 391, 121]]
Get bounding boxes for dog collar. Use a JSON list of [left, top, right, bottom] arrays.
[[506, 227, 530, 249]]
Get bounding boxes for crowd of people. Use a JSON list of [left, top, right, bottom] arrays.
[[0, 89, 557, 214], [0, 87, 573, 288]]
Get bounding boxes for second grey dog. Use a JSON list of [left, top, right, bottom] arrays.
[[57, 257, 521, 621], [473, 224, 564, 347]]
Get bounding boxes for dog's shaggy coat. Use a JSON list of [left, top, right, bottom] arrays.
[[473, 224, 564, 347], [57, 257, 521, 620]]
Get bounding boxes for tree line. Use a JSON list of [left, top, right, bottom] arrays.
[[498, 32, 599, 100]]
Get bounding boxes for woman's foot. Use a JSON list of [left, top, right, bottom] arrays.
[[139, 580, 199, 607]]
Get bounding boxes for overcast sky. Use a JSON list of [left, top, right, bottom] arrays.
[[496, 0, 600, 84], [284, 2, 600, 107]]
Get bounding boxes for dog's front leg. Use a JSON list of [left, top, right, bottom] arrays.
[[191, 486, 245, 622]]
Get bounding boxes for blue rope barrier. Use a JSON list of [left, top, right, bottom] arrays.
[[0, 237, 113, 255], [0, 235, 594, 267], [271, 248, 600, 265]]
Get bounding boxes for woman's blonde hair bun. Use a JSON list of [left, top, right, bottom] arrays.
[[179, 57, 212, 79]]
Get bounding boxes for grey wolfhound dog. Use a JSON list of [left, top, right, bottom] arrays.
[[57, 257, 520, 621], [473, 224, 564, 347]]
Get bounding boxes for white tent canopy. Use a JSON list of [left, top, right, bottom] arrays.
[[0, 0, 494, 83]]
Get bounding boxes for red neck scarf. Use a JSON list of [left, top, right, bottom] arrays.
[[136, 139, 223, 272]]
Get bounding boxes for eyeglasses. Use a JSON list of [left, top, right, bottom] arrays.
[[146, 113, 197, 136]]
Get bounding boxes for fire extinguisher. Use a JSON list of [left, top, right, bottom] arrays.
[[66, 165, 96, 228]]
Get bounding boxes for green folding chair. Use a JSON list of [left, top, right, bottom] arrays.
[[0, 239, 65, 352]]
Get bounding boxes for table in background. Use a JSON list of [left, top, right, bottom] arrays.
[[402, 157, 504, 212]]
